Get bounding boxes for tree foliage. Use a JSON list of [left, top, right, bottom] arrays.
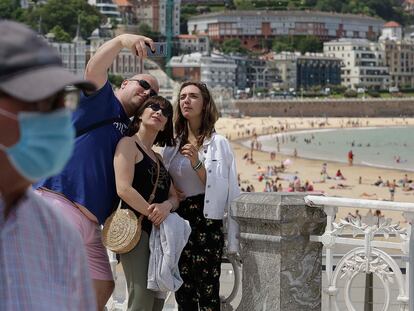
[[49, 25, 71, 43], [0, 0, 21, 19], [272, 35, 323, 53], [2, 0, 102, 40], [219, 39, 249, 54], [233, 0, 408, 25]]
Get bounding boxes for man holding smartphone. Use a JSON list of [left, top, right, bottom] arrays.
[[35, 34, 160, 310]]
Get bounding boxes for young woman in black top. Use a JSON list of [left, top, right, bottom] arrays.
[[114, 96, 178, 311]]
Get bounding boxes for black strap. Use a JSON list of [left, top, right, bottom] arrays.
[[75, 118, 123, 138]]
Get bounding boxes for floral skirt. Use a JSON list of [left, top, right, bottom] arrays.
[[175, 194, 224, 311]]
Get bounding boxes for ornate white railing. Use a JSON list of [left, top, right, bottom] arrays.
[[305, 195, 414, 311]]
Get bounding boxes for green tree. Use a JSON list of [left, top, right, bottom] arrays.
[[220, 39, 248, 54], [22, 0, 102, 39], [272, 38, 294, 53], [0, 0, 20, 19], [49, 25, 71, 42], [234, 0, 255, 9], [295, 35, 323, 54]]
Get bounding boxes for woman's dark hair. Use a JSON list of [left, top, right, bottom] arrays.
[[127, 96, 175, 147], [174, 81, 218, 148]]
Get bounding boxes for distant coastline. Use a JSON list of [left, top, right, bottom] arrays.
[[240, 126, 414, 172]]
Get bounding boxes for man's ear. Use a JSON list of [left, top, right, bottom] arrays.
[[120, 80, 128, 89]]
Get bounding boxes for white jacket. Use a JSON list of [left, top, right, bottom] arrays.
[[147, 213, 191, 293], [162, 133, 241, 253]]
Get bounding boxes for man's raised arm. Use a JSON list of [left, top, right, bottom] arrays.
[[84, 34, 155, 91]]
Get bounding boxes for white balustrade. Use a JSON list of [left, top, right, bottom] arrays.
[[305, 195, 414, 311]]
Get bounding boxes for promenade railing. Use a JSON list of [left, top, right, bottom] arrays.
[[305, 195, 414, 311]]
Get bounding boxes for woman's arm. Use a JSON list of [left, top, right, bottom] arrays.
[[114, 137, 150, 216]]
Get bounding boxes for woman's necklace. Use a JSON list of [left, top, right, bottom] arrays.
[[136, 134, 157, 161]]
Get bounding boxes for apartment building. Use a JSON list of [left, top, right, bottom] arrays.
[[296, 54, 342, 90], [175, 34, 210, 54], [133, 0, 181, 36], [272, 52, 299, 90], [324, 38, 389, 89], [379, 22, 414, 88], [188, 11, 384, 50], [88, 0, 121, 22], [167, 53, 236, 89]]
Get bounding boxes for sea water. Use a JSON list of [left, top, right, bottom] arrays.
[[247, 127, 414, 172]]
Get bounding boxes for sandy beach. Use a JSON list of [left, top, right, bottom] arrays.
[[215, 117, 414, 222]]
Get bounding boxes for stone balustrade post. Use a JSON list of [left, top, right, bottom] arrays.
[[232, 193, 326, 311]]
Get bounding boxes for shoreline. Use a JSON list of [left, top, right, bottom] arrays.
[[237, 125, 414, 173], [215, 117, 414, 223]]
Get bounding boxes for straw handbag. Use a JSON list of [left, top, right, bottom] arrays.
[[102, 157, 160, 254]]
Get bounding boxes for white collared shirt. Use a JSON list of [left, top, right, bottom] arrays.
[[162, 133, 241, 253]]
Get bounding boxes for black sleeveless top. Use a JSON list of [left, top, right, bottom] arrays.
[[121, 142, 171, 234]]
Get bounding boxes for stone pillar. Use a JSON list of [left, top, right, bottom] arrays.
[[232, 193, 326, 311]]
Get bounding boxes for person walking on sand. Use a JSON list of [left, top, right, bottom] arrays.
[[348, 150, 354, 166], [389, 179, 396, 201]]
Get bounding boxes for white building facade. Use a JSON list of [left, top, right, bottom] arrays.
[[324, 38, 389, 89], [46, 34, 86, 76]]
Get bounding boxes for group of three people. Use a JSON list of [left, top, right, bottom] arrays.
[[0, 21, 239, 311], [113, 80, 240, 310]]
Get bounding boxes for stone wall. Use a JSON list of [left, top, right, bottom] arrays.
[[235, 98, 414, 117]]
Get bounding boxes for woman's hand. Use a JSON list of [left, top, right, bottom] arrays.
[[147, 201, 172, 226], [180, 143, 199, 167]]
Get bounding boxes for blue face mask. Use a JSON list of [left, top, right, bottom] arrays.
[[0, 108, 75, 181]]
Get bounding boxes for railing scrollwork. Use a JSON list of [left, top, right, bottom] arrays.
[[305, 195, 414, 311]]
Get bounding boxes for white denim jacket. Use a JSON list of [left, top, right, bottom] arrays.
[[162, 133, 241, 253]]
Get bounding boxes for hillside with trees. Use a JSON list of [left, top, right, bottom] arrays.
[[183, 0, 410, 26], [0, 0, 102, 42]]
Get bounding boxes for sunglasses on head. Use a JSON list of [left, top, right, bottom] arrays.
[[146, 102, 172, 118], [128, 79, 157, 97]]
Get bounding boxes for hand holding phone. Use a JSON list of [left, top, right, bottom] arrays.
[[145, 42, 167, 58]]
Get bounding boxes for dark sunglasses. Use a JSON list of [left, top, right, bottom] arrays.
[[128, 79, 157, 97], [146, 103, 172, 118]]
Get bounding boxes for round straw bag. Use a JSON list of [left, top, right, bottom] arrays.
[[102, 207, 144, 254], [102, 155, 160, 254]]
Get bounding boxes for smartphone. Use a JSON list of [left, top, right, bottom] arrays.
[[146, 42, 167, 57]]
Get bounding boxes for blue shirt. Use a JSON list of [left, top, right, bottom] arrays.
[[0, 189, 96, 310], [35, 82, 129, 224]]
